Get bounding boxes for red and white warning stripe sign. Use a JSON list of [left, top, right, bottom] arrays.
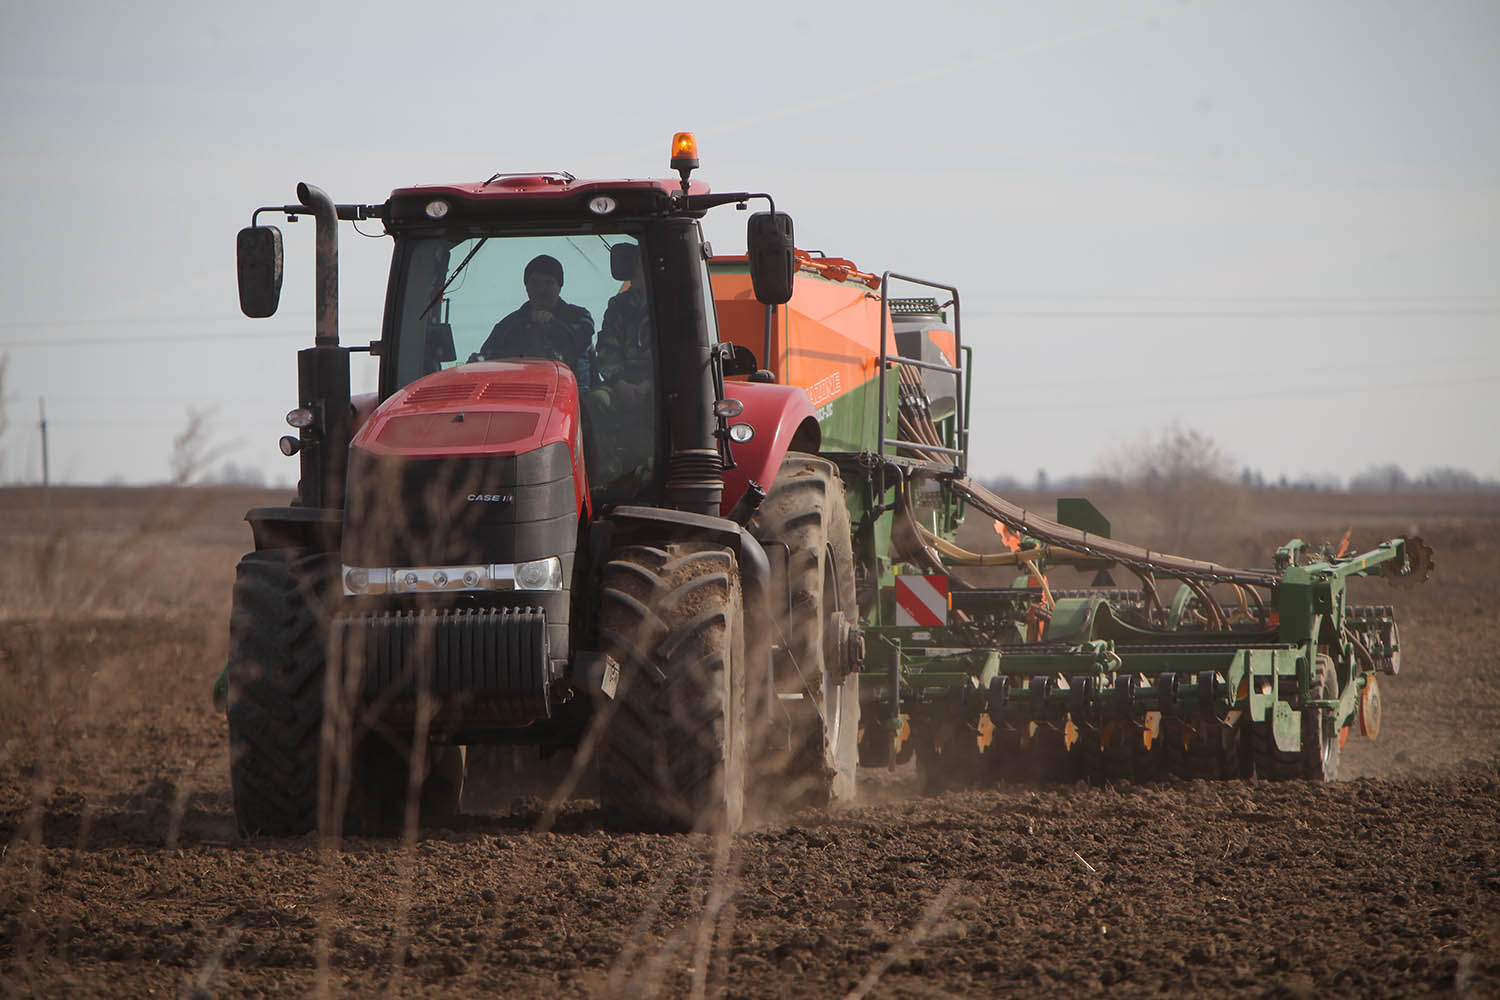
[[895, 574, 948, 627]]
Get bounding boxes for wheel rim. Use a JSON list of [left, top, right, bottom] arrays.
[[1315, 660, 1339, 774], [1319, 699, 1338, 770], [821, 542, 845, 750]]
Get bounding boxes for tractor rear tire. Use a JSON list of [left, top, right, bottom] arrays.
[[225, 549, 337, 837], [597, 543, 747, 833], [1252, 654, 1341, 781], [748, 454, 861, 811]]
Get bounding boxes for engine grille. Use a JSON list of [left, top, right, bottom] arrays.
[[333, 607, 551, 723]]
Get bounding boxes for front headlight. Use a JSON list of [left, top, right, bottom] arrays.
[[514, 556, 563, 591]]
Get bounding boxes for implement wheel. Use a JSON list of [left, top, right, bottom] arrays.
[[1301, 655, 1343, 781], [226, 549, 336, 837], [596, 543, 747, 832], [1252, 654, 1342, 781], [748, 454, 861, 810]]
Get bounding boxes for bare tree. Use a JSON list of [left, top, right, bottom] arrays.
[[168, 406, 219, 486], [1100, 423, 1245, 555]]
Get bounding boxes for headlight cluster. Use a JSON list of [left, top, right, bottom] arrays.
[[514, 557, 564, 591], [343, 557, 564, 596]]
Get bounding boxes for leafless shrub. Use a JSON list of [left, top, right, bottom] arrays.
[[1099, 423, 1249, 557], [168, 406, 224, 487]]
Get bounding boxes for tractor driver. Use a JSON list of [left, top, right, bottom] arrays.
[[476, 254, 595, 383]]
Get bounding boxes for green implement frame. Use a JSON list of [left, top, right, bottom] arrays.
[[855, 529, 1427, 783]]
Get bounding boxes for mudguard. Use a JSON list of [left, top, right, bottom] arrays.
[[720, 380, 819, 517]]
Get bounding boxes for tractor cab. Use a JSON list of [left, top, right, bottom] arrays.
[[381, 225, 663, 502]]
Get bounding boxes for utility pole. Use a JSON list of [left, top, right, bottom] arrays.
[[39, 397, 50, 520]]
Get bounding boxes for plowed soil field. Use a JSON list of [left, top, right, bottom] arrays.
[[3, 485, 1498, 998]]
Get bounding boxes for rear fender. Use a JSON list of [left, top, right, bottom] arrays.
[[720, 381, 819, 517]]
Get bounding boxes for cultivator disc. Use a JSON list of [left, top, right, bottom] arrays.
[[1383, 536, 1434, 588]]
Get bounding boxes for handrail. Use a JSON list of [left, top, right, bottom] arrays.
[[876, 271, 965, 475]]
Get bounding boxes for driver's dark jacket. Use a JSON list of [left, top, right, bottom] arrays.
[[480, 299, 595, 382]]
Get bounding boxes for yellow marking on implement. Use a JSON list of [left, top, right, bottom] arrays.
[[977, 712, 995, 751]]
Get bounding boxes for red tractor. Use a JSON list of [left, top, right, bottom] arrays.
[[225, 135, 858, 835]]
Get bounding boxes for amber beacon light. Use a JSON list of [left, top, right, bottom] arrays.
[[670, 132, 699, 170], [670, 132, 700, 193]]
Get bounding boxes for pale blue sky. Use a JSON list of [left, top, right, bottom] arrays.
[[2, 0, 1496, 486]]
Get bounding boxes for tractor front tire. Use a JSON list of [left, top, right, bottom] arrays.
[[225, 549, 336, 837], [749, 454, 861, 811], [597, 543, 747, 833]]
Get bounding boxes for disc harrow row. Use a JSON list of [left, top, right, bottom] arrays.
[[856, 475, 1432, 788]]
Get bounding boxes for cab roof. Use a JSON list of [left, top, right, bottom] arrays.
[[383, 175, 713, 228], [389, 175, 709, 201]]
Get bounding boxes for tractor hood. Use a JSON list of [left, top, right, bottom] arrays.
[[347, 360, 591, 536], [353, 360, 583, 462]]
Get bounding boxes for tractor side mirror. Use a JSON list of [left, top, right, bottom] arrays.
[[747, 211, 794, 305], [721, 343, 758, 377], [610, 243, 641, 282], [237, 225, 284, 318]]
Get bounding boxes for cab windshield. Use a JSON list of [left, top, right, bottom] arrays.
[[389, 233, 658, 495]]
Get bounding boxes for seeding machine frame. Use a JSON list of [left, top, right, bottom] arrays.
[[710, 260, 1432, 787]]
